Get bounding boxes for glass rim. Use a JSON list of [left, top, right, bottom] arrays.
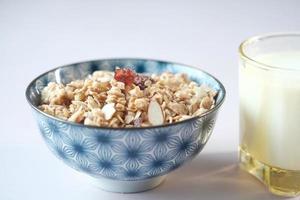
[[239, 32, 300, 71]]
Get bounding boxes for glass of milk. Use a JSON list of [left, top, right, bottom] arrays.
[[239, 33, 300, 197]]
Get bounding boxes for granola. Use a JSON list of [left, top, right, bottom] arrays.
[[39, 67, 217, 127]]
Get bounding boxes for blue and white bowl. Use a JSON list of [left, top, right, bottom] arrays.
[[26, 58, 225, 193]]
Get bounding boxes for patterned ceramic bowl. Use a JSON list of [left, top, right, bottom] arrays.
[[26, 58, 225, 193]]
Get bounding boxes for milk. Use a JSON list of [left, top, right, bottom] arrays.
[[240, 52, 300, 170]]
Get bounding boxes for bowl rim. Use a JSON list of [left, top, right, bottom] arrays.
[[25, 57, 226, 130]]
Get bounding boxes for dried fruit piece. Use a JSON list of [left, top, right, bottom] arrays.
[[102, 103, 116, 120], [133, 75, 151, 90], [133, 117, 142, 127], [114, 68, 136, 86], [148, 100, 164, 125]]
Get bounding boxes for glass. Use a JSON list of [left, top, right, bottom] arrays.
[[239, 33, 300, 197]]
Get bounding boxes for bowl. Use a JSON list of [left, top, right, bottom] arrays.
[[26, 58, 225, 193]]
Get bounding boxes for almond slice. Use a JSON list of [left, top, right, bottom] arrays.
[[134, 110, 142, 120], [102, 103, 116, 120], [125, 114, 134, 124], [148, 100, 164, 125]]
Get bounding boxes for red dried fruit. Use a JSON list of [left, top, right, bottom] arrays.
[[114, 68, 136, 86]]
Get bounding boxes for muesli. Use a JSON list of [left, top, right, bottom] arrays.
[[39, 67, 217, 127]]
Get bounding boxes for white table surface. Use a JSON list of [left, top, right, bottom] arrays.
[[1, 0, 299, 199]]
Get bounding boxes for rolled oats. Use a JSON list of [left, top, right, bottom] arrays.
[[200, 96, 214, 110], [68, 106, 85, 123], [39, 68, 217, 127]]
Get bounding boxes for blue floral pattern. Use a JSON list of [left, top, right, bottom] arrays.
[[200, 114, 217, 145], [83, 130, 124, 152], [38, 116, 69, 143], [28, 58, 225, 181], [113, 133, 153, 167], [167, 128, 199, 163], [141, 127, 177, 153], [35, 109, 217, 181], [140, 148, 173, 177], [62, 127, 97, 163], [89, 149, 123, 177], [119, 162, 148, 180]]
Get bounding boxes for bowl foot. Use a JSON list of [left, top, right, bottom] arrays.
[[90, 175, 167, 193]]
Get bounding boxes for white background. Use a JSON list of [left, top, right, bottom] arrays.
[[1, 0, 299, 199]]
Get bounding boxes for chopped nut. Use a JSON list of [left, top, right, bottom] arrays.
[[102, 103, 116, 120], [134, 110, 142, 120]]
